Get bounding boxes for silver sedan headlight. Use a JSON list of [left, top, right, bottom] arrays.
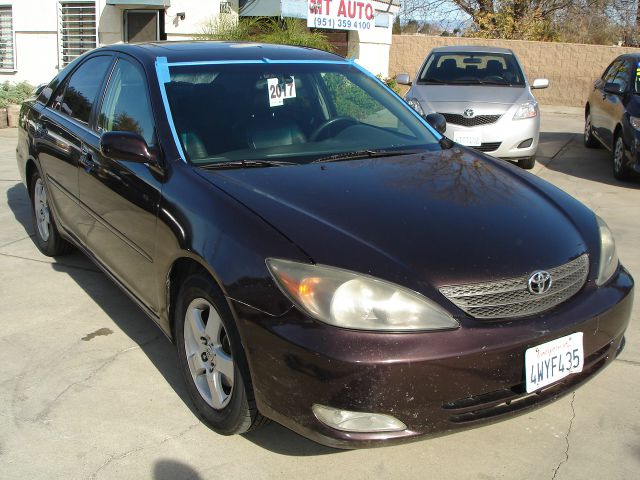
[[405, 97, 425, 117], [266, 258, 459, 331], [595, 216, 619, 286], [513, 101, 538, 120]]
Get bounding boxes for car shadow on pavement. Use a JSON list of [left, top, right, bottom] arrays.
[[153, 459, 203, 480], [241, 422, 338, 456], [539, 133, 640, 189], [6, 183, 34, 236], [6, 180, 339, 457]]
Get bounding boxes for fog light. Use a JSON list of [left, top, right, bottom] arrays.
[[312, 404, 407, 433], [518, 138, 533, 148]]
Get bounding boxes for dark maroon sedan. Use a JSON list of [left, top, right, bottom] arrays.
[[17, 42, 633, 448]]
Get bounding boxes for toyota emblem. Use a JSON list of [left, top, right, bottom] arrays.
[[463, 108, 475, 118], [528, 271, 552, 295]]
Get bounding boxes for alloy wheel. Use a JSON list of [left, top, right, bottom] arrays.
[[183, 298, 234, 409], [584, 115, 591, 143], [613, 136, 624, 174], [34, 178, 50, 242]]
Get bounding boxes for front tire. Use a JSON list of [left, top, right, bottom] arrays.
[[30, 170, 72, 256], [175, 274, 265, 435], [517, 156, 536, 169], [612, 134, 631, 181]]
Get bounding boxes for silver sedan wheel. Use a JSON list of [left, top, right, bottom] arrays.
[[614, 136, 624, 173], [183, 298, 234, 409], [584, 115, 592, 142], [34, 178, 50, 242]]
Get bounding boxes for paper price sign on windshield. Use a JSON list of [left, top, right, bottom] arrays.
[[267, 77, 296, 107], [307, 0, 375, 31]]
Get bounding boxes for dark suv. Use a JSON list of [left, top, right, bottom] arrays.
[[585, 54, 640, 180]]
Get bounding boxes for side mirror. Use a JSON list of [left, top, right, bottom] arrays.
[[425, 113, 447, 135], [603, 82, 623, 95], [396, 73, 411, 86], [34, 83, 47, 96], [100, 131, 158, 164], [531, 78, 549, 89]]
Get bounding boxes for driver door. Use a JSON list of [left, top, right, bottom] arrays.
[[78, 55, 163, 311]]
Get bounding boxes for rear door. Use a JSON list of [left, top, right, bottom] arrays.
[[36, 54, 114, 242], [78, 54, 163, 311]]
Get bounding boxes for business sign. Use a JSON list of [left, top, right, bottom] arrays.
[[307, 0, 375, 31]]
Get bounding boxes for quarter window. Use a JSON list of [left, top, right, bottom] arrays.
[[98, 58, 155, 145], [59, 1, 97, 67], [0, 5, 14, 71], [53, 55, 112, 124]]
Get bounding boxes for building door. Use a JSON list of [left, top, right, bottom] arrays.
[[125, 10, 163, 43]]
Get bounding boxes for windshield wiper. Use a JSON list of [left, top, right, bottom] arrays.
[[200, 159, 298, 169], [420, 77, 447, 84], [312, 149, 423, 163]]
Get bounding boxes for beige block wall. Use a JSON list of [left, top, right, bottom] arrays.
[[389, 35, 640, 107]]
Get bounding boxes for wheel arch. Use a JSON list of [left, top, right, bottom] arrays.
[[25, 157, 38, 195], [165, 254, 230, 341]]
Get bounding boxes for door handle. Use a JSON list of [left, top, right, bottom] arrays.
[[79, 146, 95, 169], [34, 123, 47, 137]]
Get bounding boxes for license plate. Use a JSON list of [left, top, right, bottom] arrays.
[[525, 332, 584, 393], [453, 131, 482, 146]]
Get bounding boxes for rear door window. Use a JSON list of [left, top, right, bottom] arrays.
[[53, 55, 113, 124]]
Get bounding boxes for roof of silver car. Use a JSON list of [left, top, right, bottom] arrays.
[[430, 45, 514, 54]]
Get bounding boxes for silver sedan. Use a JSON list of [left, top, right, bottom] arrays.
[[397, 46, 548, 169]]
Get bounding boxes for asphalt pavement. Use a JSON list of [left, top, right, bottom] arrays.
[[0, 106, 638, 479]]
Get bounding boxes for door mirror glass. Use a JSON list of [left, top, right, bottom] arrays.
[[425, 113, 447, 135], [100, 131, 157, 164], [531, 78, 549, 89], [604, 82, 623, 95]]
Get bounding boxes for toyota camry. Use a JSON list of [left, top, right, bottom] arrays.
[[17, 42, 633, 448]]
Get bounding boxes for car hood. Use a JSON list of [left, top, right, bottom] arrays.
[[198, 149, 597, 300], [408, 85, 531, 114]]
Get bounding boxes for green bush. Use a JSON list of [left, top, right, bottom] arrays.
[[196, 16, 334, 53], [0, 81, 34, 108]]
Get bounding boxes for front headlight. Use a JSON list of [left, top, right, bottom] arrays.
[[596, 216, 619, 286], [266, 258, 458, 331], [630, 116, 640, 131], [513, 101, 538, 120], [405, 97, 425, 116]]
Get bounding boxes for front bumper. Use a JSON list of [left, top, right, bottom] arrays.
[[234, 267, 633, 449], [445, 114, 540, 160]]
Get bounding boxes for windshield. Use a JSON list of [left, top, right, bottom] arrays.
[[163, 62, 440, 166], [417, 52, 526, 87]]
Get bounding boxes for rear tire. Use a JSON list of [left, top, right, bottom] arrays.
[[517, 157, 536, 170], [30, 170, 72, 256], [584, 112, 599, 148], [612, 133, 631, 181], [175, 273, 266, 435]]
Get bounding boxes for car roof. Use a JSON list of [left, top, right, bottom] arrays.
[[429, 45, 514, 55], [93, 41, 345, 65]]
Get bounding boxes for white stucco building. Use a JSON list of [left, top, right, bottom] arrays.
[[0, 0, 398, 86]]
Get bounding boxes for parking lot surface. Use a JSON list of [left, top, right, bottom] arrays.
[[1, 106, 638, 479]]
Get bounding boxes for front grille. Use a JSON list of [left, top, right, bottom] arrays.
[[441, 113, 501, 127], [439, 254, 589, 319], [473, 142, 501, 152]]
